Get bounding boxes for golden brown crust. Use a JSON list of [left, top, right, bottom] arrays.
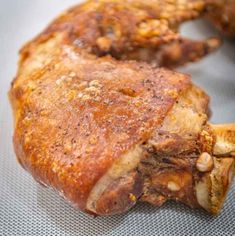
[[10, 26, 190, 211], [18, 0, 220, 68]]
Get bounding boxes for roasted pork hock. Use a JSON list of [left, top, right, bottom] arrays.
[[9, 0, 234, 216]]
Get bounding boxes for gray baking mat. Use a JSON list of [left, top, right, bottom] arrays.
[[0, 143, 234, 236], [0, 1, 235, 235]]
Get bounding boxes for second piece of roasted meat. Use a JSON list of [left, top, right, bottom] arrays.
[[38, 0, 221, 67]]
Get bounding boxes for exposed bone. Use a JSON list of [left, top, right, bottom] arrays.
[[195, 157, 235, 214], [210, 157, 235, 214], [210, 123, 235, 156], [196, 152, 214, 172]]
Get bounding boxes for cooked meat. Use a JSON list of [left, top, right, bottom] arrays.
[[206, 0, 235, 38], [139, 86, 234, 214], [21, 0, 220, 68], [9, 0, 235, 216]]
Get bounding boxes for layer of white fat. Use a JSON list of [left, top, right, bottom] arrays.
[[161, 86, 207, 135], [86, 145, 143, 213], [195, 175, 210, 211], [148, 86, 208, 148]]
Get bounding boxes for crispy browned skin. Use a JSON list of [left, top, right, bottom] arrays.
[[9, 0, 234, 216], [123, 38, 220, 68], [10, 30, 191, 213], [206, 0, 235, 38], [28, 0, 220, 68]]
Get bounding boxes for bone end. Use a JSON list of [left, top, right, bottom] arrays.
[[210, 123, 235, 156]]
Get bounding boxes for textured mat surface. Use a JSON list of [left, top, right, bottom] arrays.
[[0, 1, 235, 235]]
